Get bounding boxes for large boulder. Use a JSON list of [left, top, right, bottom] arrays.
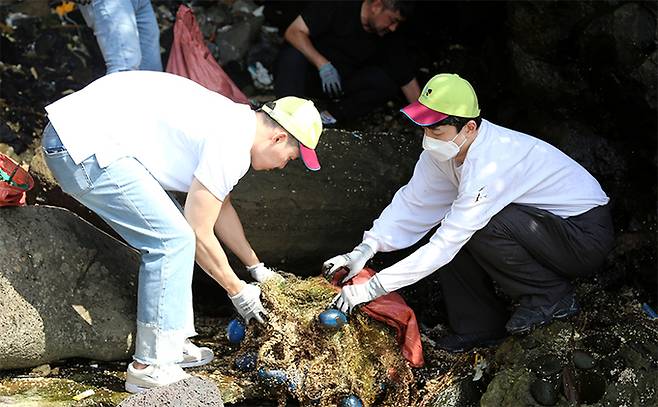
[[229, 127, 422, 274], [0, 205, 138, 369]]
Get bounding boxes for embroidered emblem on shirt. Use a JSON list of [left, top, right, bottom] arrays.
[[475, 187, 487, 203]]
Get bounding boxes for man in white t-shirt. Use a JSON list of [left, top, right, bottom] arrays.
[[324, 73, 614, 353], [41, 71, 324, 392]]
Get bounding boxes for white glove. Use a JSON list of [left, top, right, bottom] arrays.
[[330, 275, 388, 314], [246, 262, 283, 283], [229, 282, 267, 324], [322, 242, 375, 283]]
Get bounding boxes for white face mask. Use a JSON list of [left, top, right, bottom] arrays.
[[422, 131, 466, 161]]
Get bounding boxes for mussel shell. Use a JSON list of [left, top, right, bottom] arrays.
[[258, 368, 288, 385], [234, 352, 256, 371]]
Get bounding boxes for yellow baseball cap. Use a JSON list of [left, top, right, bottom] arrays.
[[262, 96, 323, 171], [401, 73, 480, 126]]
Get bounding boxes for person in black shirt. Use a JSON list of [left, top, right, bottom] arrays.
[[274, 0, 420, 124]]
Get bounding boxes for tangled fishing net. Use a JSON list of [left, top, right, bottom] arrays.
[[232, 274, 418, 406]]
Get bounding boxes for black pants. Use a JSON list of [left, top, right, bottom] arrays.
[[274, 44, 399, 121], [439, 204, 614, 335]]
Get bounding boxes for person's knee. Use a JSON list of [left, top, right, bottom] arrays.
[[165, 222, 196, 257], [468, 205, 525, 255]]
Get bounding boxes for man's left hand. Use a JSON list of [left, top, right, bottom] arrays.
[[331, 276, 388, 314], [247, 262, 283, 283]]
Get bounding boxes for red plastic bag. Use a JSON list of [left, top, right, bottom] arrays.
[[166, 5, 249, 104], [0, 153, 34, 207], [334, 268, 425, 367]]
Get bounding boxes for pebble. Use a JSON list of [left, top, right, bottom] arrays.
[[573, 350, 596, 370], [530, 378, 558, 406]]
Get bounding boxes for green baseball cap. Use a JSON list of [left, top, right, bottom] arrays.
[[401, 73, 480, 126]]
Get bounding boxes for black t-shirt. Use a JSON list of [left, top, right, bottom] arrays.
[[301, 1, 415, 86]]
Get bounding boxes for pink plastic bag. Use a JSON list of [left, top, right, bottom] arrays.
[[166, 5, 249, 104]]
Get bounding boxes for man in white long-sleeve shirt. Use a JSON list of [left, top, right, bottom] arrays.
[[324, 73, 614, 352]]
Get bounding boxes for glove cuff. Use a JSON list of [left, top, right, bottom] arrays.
[[246, 262, 264, 272], [228, 280, 250, 300], [355, 242, 376, 260], [367, 275, 388, 299]]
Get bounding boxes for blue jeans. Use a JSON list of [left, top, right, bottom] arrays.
[[80, 0, 162, 74], [42, 123, 195, 365]]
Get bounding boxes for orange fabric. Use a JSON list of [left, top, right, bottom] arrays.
[[0, 154, 33, 207], [166, 5, 249, 105], [334, 268, 424, 367]]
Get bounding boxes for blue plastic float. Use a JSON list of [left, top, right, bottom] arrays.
[[226, 318, 246, 343], [340, 395, 363, 407], [318, 309, 348, 329]]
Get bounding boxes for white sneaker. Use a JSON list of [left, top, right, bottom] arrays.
[[125, 363, 190, 394], [178, 339, 214, 368]]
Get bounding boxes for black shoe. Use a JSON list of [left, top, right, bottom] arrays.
[[436, 331, 507, 353], [506, 293, 581, 335]]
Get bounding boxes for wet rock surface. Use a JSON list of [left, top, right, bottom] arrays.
[[118, 376, 224, 407], [0, 206, 138, 369]]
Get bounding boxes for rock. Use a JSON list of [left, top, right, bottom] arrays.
[[229, 128, 421, 275], [118, 376, 223, 407], [529, 355, 563, 378], [530, 378, 558, 406], [480, 368, 533, 407], [29, 363, 51, 377], [573, 350, 596, 370], [631, 50, 658, 110], [507, 40, 583, 104], [0, 205, 138, 369], [580, 2, 656, 72], [577, 371, 606, 404], [423, 379, 485, 407], [215, 19, 262, 65], [506, 0, 600, 64]]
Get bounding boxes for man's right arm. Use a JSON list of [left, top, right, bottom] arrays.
[[323, 154, 455, 281], [284, 15, 329, 69], [184, 177, 244, 296]]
